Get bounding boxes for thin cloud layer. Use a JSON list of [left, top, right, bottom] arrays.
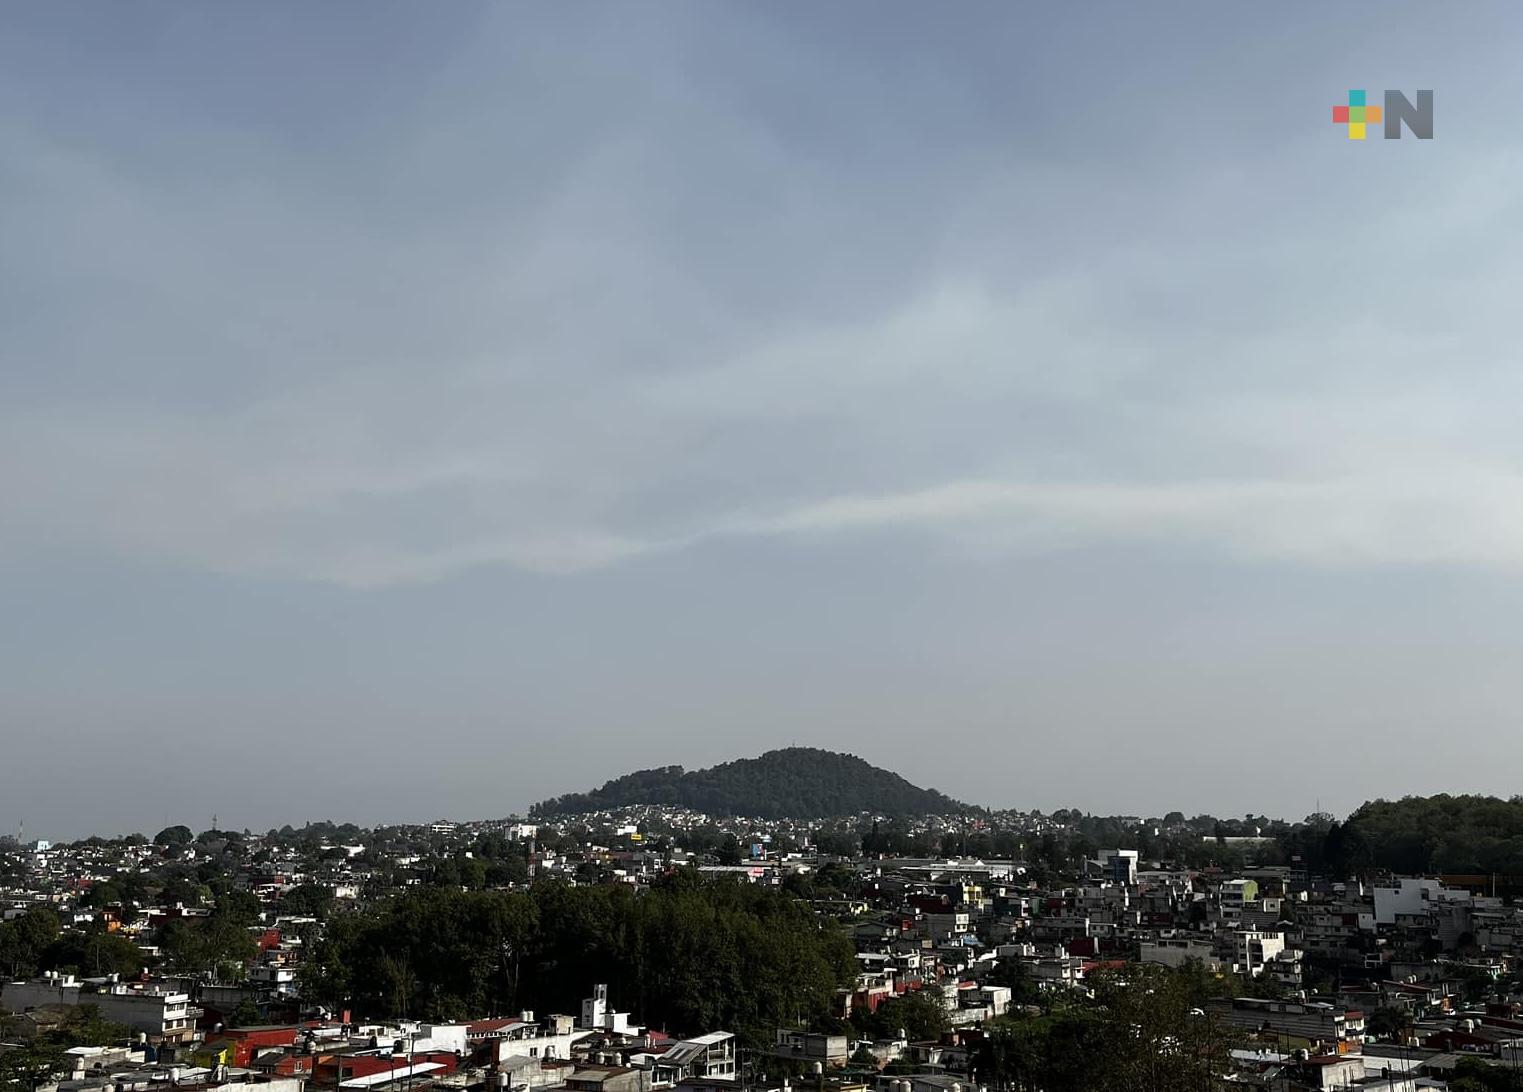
[[5, 2, 1523, 835], [5, 251, 1523, 587]]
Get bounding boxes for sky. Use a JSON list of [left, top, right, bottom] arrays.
[[3, 2, 1522, 840]]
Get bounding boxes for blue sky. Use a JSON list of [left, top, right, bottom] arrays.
[[3, 2, 1521, 838]]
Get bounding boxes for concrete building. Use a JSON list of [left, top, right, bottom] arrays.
[[1139, 935, 1221, 971], [1207, 997, 1365, 1053], [1220, 879, 1259, 911], [1095, 850, 1138, 885], [581, 984, 639, 1036], [1232, 930, 1287, 978], [772, 1029, 850, 1066], [652, 1033, 736, 1087], [1371, 878, 1470, 927], [1, 975, 197, 1042]]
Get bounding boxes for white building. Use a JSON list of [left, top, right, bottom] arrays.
[[1232, 930, 1286, 978], [3, 977, 199, 1042], [580, 984, 640, 1036], [91, 984, 198, 1041], [1371, 878, 1470, 927], [652, 1032, 737, 1087]]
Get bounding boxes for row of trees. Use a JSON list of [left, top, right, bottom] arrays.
[[1334, 795, 1523, 876], [806, 817, 1277, 873], [830, 794, 1523, 878], [303, 870, 856, 1040]]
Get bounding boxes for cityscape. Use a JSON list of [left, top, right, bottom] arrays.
[[7, 750, 1523, 1090], [3, 3, 1517, 1092]]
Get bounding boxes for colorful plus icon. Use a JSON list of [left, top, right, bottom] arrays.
[[1332, 90, 1383, 140]]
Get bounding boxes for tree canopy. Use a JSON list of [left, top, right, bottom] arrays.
[[153, 825, 194, 847], [973, 964, 1242, 1092], [1340, 794, 1523, 875], [533, 748, 966, 819], [303, 870, 855, 1040]]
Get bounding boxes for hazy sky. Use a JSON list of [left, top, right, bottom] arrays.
[[3, 3, 1521, 840]]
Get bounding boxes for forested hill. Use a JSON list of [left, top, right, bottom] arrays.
[[531, 747, 968, 819], [1332, 794, 1523, 875]]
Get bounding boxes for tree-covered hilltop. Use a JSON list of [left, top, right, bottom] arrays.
[[1330, 793, 1523, 875], [531, 747, 968, 819]]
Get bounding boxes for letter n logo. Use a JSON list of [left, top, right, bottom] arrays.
[[1383, 90, 1433, 139]]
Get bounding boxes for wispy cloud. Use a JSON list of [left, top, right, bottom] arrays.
[[4, 5, 1523, 591], [733, 467, 1523, 570]]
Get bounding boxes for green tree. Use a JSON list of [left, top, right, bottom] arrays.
[[974, 964, 1240, 1092], [0, 908, 61, 979], [154, 825, 194, 847], [986, 957, 1043, 1007], [53, 1004, 132, 1047], [852, 991, 949, 1042], [279, 883, 335, 919], [213, 890, 263, 928], [79, 881, 125, 909], [158, 876, 205, 908], [1368, 1005, 1411, 1041], [0, 1040, 67, 1092], [228, 999, 263, 1028], [304, 876, 853, 1040], [158, 913, 257, 980], [43, 930, 146, 978], [1448, 1056, 1523, 1091]]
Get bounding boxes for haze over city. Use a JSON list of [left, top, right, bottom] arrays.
[[4, 2, 1521, 840]]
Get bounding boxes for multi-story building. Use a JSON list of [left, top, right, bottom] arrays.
[[1, 975, 198, 1042], [1206, 997, 1365, 1054], [651, 1032, 737, 1087], [1231, 929, 1286, 978]]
